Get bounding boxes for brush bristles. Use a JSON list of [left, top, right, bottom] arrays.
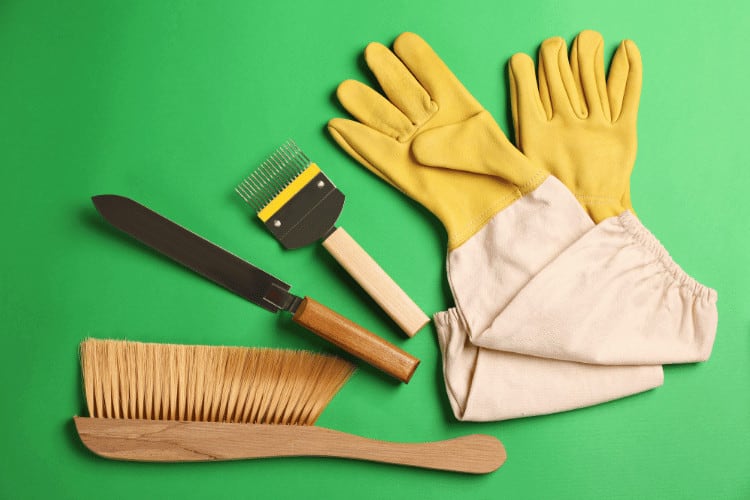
[[235, 139, 313, 211], [80, 339, 355, 425]]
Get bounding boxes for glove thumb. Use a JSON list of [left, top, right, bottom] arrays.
[[412, 111, 542, 188]]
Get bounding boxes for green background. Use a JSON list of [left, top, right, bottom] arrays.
[[2, 0, 748, 498]]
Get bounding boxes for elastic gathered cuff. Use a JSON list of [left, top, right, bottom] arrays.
[[616, 211, 717, 302], [433, 307, 462, 329]]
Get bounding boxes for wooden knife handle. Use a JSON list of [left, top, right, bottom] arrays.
[[322, 227, 429, 337], [74, 417, 507, 474], [293, 297, 419, 383]]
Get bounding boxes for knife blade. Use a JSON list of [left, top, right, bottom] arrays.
[[91, 195, 419, 383]]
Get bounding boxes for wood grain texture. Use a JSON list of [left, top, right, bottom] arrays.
[[293, 297, 419, 383], [322, 227, 430, 336], [73, 417, 506, 474]]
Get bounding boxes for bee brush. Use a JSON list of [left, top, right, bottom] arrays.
[[235, 140, 429, 337], [73, 339, 507, 473]]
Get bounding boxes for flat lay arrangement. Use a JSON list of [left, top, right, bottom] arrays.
[[5, 0, 750, 500], [9, 2, 748, 496], [71, 29, 719, 476]]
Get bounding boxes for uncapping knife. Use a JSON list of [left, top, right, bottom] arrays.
[[91, 195, 419, 383]]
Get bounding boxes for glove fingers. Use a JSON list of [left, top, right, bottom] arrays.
[[539, 37, 585, 118], [508, 53, 548, 148], [570, 30, 611, 121], [537, 53, 553, 119], [607, 40, 642, 123], [364, 42, 437, 128], [327, 118, 407, 191], [391, 32, 482, 113], [336, 79, 415, 141]]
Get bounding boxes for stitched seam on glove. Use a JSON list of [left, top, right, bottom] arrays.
[[517, 169, 549, 195], [396, 100, 439, 143], [447, 190, 523, 250], [574, 193, 626, 204]]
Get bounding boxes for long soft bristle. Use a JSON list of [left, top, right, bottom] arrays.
[[235, 139, 313, 211], [80, 339, 355, 425]]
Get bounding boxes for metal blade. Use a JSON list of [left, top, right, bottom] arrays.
[[91, 195, 299, 313]]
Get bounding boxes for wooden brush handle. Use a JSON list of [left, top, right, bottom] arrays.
[[73, 417, 506, 474], [322, 227, 429, 337], [293, 297, 419, 383]]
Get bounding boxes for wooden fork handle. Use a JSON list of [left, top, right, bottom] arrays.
[[322, 227, 430, 336]]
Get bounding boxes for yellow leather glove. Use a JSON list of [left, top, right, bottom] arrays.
[[328, 30, 597, 350], [327, 32, 548, 250], [509, 30, 642, 222]]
